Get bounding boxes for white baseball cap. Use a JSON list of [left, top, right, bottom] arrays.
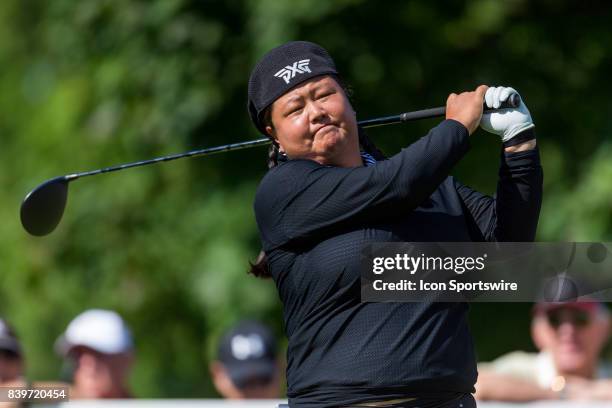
[[55, 309, 133, 356]]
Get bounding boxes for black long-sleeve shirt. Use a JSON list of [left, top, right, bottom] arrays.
[[254, 119, 543, 407]]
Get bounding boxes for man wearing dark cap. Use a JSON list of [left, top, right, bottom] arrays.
[[210, 320, 282, 399], [0, 318, 23, 386], [476, 301, 612, 401], [1, 318, 70, 406]]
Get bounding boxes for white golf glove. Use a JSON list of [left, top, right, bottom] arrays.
[[480, 86, 535, 144]]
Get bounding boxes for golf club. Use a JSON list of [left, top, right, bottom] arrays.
[[20, 94, 520, 236]]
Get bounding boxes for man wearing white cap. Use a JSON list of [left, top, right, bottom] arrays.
[[56, 309, 134, 399]]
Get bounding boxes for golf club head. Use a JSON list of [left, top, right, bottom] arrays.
[[20, 176, 69, 236]]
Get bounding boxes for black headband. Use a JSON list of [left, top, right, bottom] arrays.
[[247, 41, 339, 135]]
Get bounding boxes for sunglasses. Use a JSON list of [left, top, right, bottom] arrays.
[[546, 308, 591, 328]]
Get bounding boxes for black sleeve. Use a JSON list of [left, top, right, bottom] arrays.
[[255, 119, 470, 251], [454, 137, 543, 242]]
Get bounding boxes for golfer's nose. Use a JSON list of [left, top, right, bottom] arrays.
[[309, 101, 328, 124]]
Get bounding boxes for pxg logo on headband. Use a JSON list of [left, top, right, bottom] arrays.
[[274, 59, 311, 84]]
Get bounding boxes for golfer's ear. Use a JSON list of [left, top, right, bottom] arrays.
[[266, 126, 284, 151]]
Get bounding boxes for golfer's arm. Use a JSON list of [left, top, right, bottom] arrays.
[[256, 120, 470, 244], [474, 370, 558, 401], [455, 145, 543, 242], [493, 146, 543, 241], [505, 139, 537, 153]]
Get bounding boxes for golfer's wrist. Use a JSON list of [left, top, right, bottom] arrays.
[[504, 139, 536, 152], [444, 119, 471, 137]]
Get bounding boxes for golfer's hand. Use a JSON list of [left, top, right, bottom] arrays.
[[446, 85, 488, 135], [480, 86, 535, 143]]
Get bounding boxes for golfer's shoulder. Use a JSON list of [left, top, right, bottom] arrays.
[[257, 159, 322, 192], [255, 159, 322, 208]]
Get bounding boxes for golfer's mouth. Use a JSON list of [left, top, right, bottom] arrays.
[[314, 124, 337, 137]]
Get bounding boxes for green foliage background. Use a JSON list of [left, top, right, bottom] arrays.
[[1, 0, 610, 397]]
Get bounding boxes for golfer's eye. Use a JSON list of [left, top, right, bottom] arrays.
[[286, 105, 303, 116], [316, 90, 335, 100]]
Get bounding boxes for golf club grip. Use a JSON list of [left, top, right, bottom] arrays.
[[394, 92, 521, 123], [486, 92, 521, 111]]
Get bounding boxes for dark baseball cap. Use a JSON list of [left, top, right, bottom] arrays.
[[534, 300, 606, 315], [247, 41, 339, 135], [0, 318, 21, 356], [217, 320, 277, 389], [534, 276, 608, 314]]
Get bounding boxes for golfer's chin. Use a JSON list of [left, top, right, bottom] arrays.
[[314, 127, 345, 153]]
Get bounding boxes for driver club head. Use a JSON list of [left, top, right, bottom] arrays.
[[20, 176, 69, 236]]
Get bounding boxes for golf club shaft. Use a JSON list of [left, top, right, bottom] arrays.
[[65, 137, 271, 181], [65, 97, 520, 181]]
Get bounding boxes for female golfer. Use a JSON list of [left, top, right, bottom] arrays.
[[248, 41, 542, 407]]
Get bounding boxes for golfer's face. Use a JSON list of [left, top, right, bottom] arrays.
[[267, 75, 358, 166]]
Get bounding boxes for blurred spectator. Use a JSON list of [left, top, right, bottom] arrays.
[[1, 318, 69, 408], [476, 301, 612, 401], [210, 320, 282, 399], [56, 309, 134, 399], [0, 318, 23, 385]]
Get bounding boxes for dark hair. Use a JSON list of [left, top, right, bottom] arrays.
[[248, 250, 271, 279], [262, 108, 285, 169], [249, 78, 387, 279]]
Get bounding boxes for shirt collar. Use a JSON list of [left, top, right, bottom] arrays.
[[361, 151, 377, 167]]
